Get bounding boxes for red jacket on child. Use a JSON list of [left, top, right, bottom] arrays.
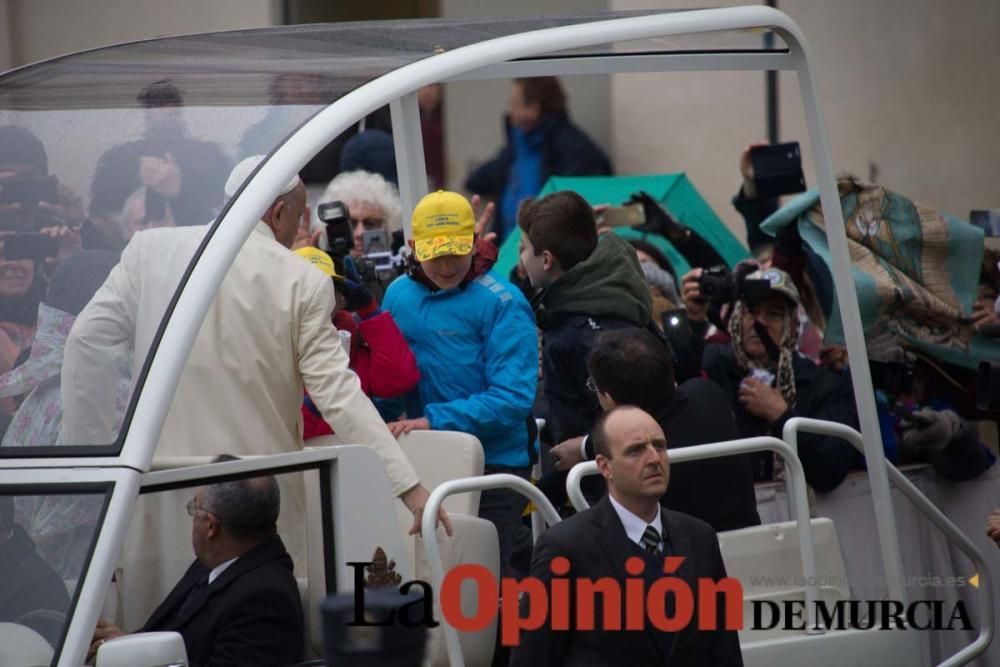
[[302, 302, 420, 439]]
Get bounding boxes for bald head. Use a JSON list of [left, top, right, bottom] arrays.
[[202, 474, 280, 543], [593, 406, 669, 503]]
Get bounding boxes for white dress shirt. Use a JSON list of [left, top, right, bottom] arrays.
[[208, 557, 239, 585], [608, 493, 662, 549]]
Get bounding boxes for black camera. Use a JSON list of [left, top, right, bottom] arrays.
[[697, 265, 771, 305], [2, 233, 58, 261], [317, 200, 353, 273]]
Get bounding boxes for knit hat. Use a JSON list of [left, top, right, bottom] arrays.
[[340, 130, 397, 186], [640, 260, 680, 304], [0, 125, 48, 174]]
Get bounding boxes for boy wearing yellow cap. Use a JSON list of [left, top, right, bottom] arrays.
[[382, 190, 538, 573]]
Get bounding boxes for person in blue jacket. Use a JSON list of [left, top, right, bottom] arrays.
[[465, 77, 612, 244], [383, 190, 538, 574]]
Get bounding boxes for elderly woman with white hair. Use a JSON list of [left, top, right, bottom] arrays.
[[321, 169, 402, 258]]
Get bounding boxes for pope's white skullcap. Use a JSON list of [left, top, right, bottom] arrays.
[[224, 155, 300, 199]]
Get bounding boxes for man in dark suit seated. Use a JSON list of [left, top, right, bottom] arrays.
[[89, 473, 304, 666], [511, 406, 743, 667]]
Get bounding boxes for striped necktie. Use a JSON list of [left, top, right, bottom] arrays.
[[641, 525, 661, 555]]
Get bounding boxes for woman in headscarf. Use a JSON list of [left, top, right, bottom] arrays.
[[701, 267, 859, 492], [0, 250, 124, 576]]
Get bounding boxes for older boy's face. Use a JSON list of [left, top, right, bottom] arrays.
[[518, 235, 548, 289], [422, 252, 473, 290]]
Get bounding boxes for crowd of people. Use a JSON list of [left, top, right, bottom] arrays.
[[0, 73, 998, 666]]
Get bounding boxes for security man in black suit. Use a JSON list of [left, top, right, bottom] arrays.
[[89, 471, 303, 666], [512, 406, 743, 667]]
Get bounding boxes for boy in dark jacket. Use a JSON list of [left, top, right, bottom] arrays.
[[517, 191, 651, 504]]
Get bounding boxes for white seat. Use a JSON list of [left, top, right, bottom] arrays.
[[304, 432, 493, 665], [308, 431, 485, 567], [0, 622, 53, 667], [416, 514, 500, 667], [719, 518, 850, 602]]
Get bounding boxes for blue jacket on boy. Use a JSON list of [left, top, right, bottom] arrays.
[[383, 269, 538, 467]]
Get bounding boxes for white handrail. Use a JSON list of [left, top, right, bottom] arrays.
[[783, 418, 906, 604], [566, 435, 824, 634], [784, 418, 994, 667], [421, 474, 562, 667]]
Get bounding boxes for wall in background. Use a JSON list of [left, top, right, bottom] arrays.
[[610, 0, 1000, 242], [439, 0, 611, 193], [3, 0, 278, 66]]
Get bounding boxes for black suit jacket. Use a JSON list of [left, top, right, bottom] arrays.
[[510, 497, 743, 667], [140, 534, 303, 667]]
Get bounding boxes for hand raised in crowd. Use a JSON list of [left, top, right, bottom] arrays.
[[470, 194, 497, 245], [400, 482, 453, 537], [290, 205, 321, 251], [739, 142, 770, 200], [334, 256, 376, 312], [592, 204, 612, 235], [972, 297, 1000, 332], [627, 190, 688, 243], [87, 618, 126, 663], [39, 182, 86, 227], [681, 267, 709, 322], [819, 345, 849, 373], [388, 417, 430, 438], [0, 172, 85, 230], [549, 436, 585, 471], [139, 153, 182, 198], [739, 376, 789, 422], [987, 510, 1000, 545], [39, 224, 83, 258]]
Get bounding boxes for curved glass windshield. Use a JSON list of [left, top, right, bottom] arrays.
[[0, 12, 785, 457], [0, 15, 636, 457], [0, 487, 110, 667], [0, 101, 320, 456]]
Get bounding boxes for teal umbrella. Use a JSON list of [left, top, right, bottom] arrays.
[[494, 173, 749, 278]]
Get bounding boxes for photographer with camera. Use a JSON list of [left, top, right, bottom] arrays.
[[685, 266, 858, 492], [293, 246, 421, 440], [321, 170, 402, 261]]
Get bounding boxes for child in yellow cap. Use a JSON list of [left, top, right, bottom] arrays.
[[382, 190, 538, 575]]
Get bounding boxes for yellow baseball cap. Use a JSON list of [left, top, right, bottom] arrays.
[[411, 190, 475, 262], [293, 246, 339, 279]]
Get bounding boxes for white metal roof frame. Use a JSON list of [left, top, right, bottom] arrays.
[[0, 7, 920, 665]]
